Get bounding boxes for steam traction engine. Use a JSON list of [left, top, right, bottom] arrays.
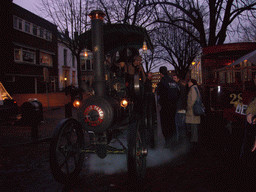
[[49, 10, 157, 185]]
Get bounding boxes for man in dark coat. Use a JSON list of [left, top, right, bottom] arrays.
[[157, 66, 179, 147]]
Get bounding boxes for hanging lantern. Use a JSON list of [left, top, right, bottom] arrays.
[[142, 40, 147, 53]]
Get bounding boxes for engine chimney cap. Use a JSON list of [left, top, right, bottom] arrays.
[[89, 10, 106, 20]]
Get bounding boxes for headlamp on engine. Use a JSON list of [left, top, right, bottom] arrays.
[[73, 99, 81, 108], [120, 99, 128, 108]]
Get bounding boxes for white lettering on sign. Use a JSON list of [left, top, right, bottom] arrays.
[[235, 104, 248, 115]]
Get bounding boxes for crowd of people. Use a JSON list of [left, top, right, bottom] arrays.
[[157, 66, 202, 148], [156, 65, 256, 158], [111, 55, 204, 149]]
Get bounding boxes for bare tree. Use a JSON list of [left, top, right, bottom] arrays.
[[141, 47, 163, 73], [149, 0, 256, 47], [151, 22, 200, 78], [97, 0, 155, 26], [37, 0, 95, 99], [240, 17, 256, 42], [143, 1, 199, 77]]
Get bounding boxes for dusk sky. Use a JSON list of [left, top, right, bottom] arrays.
[[13, 0, 42, 16], [11, 0, 175, 71]]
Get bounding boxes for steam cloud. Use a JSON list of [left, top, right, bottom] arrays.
[[86, 131, 190, 175]]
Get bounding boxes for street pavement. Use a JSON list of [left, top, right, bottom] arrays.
[[0, 107, 74, 147], [0, 107, 256, 191]]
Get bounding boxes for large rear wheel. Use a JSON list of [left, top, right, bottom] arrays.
[[146, 92, 158, 148], [127, 119, 147, 186], [49, 118, 85, 184]]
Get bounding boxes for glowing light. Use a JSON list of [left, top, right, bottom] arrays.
[[84, 49, 88, 57], [142, 40, 147, 53], [89, 10, 106, 20], [120, 99, 128, 108], [73, 100, 81, 108], [192, 62, 196, 65]]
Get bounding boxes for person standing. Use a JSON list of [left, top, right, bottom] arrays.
[[244, 98, 256, 152], [173, 74, 187, 142], [157, 66, 179, 147], [186, 79, 201, 145], [127, 55, 146, 81]]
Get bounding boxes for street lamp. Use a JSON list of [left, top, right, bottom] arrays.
[[83, 48, 88, 57], [64, 76, 67, 88]]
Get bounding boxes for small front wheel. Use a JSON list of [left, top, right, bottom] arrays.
[[49, 118, 85, 184]]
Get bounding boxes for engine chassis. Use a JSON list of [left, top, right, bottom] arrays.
[[49, 71, 157, 185]]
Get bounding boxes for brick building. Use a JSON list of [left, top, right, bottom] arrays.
[[1, 2, 58, 94]]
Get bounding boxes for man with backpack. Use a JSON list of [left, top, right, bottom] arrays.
[[157, 66, 180, 147]]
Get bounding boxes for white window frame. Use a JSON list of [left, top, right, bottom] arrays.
[[13, 16, 23, 30], [39, 27, 44, 38], [25, 21, 31, 33], [32, 24, 38, 36], [13, 16, 52, 42], [63, 49, 67, 66], [45, 30, 51, 40], [86, 59, 92, 71]]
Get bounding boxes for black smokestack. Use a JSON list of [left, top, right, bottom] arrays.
[[89, 10, 106, 97]]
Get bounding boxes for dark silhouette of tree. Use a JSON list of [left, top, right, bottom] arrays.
[[98, 0, 155, 26], [240, 18, 256, 42], [146, 1, 200, 78], [152, 23, 200, 79], [149, 0, 256, 47]]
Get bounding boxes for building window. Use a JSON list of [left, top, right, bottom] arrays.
[[81, 57, 92, 71], [13, 16, 52, 41], [64, 49, 67, 66], [13, 16, 23, 30], [14, 48, 22, 61], [13, 17, 18, 29], [72, 71, 76, 85], [45, 30, 51, 40], [39, 27, 44, 38], [23, 49, 35, 63], [18, 18, 22, 30], [81, 59, 86, 71], [33, 24, 37, 35], [40, 52, 52, 66], [72, 55, 75, 67], [86, 60, 91, 71], [25, 21, 31, 33]]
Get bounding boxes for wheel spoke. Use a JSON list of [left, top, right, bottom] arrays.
[[127, 119, 147, 183], [65, 159, 70, 174], [49, 118, 85, 184], [59, 153, 72, 170]]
